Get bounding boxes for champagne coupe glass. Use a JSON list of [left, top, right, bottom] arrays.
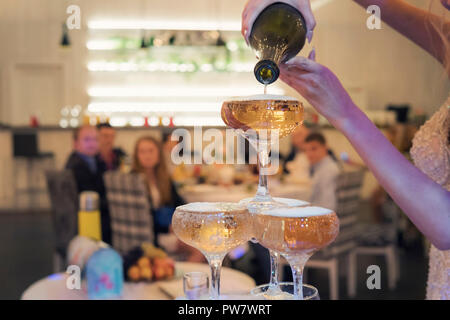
[[172, 202, 251, 299], [222, 95, 304, 211], [253, 206, 339, 299], [240, 197, 309, 296]]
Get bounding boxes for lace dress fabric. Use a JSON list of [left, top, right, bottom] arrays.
[[410, 97, 450, 300]]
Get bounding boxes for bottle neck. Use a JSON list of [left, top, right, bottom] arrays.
[[254, 60, 280, 85]]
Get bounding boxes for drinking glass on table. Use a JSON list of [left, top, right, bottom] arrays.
[[172, 202, 252, 299], [251, 282, 320, 300], [183, 272, 209, 300]]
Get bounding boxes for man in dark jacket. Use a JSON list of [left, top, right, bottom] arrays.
[[96, 123, 127, 171], [65, 125, 111, 244]]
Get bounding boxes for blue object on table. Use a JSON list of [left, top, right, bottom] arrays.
[[154, 206, 175, 232], [86, 248, 123, 300]]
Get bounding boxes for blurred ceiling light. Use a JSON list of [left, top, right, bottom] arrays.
[[87, 61, 251, 73], [88, 102, 221, 113], [149, 117, 160, 127], [87, 1, 331, 32], [60, 23, 71, 47], [173, 116, 226, 127], [87, 40, 120, 50], [129, 117, 145, 127], [88, 86, 284, 98], [109, 117, 128, 127], [69, 119, 79, 128], [59, 119, 69, 128], [88, 20, 241, 31], [161, 117, 171, 126]]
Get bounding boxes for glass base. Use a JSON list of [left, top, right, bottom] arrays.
[[250, 283, 319, 300], [239, 196, 285, 213], [240, 197, 310, 213]]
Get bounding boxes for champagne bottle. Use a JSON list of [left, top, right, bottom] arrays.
[[249, 2, 307, 85]]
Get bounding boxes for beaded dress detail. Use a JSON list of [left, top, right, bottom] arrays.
[[410, 97, 450, 300]]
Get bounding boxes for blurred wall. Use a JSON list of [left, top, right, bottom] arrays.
[[0, 0, 448, 206], [0, 0, 448, 126]]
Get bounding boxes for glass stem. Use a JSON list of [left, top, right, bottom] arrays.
[[207, 254, 225, 300], [256, 139, 271, 200], [286, 253, 310, 300], [269, 250, 280, 287]]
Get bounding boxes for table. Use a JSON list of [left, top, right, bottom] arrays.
[[21, 262, 256, 300], [179, 182, 311, 203]]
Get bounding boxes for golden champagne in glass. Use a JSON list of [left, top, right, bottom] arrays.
[[253, 206, 339, 299], [221, 95, 304, 210], [221, 95, 304, 140], [172, 202, 252, 299]]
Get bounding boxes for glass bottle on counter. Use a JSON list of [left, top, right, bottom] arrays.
[[249, 2, 308, 85]]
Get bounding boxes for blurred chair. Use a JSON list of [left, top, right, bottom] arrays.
[[104, 172, 154, 255], [348, 198, 400, 296], [281, 169, 366, 300], [45, 170, 79, 273]]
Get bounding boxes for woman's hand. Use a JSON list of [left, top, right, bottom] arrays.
[[242, 0, 316, 44], [279, 51, 357, 128]]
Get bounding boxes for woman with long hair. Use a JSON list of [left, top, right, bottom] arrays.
[[132, 136, 204, 262], [132, 136, 184, 235], [243, 0, 450, 300]]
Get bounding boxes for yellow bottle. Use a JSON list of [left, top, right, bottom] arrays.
[[78, 191, 102, 241]]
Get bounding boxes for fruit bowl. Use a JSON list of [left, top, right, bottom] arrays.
[[123, 243, 176, 283]]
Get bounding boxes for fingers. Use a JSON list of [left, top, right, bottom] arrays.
[[241, 1, 251, 42], [296, 0, 316, 43], [242, 0, 317, 44], [241, 12, 258, 44], [241, 0, 266, 44], [279, 73, 310, 97], [281, 56, 321, 73]]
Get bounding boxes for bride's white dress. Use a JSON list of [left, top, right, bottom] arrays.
[[410, 96, 450, 300]]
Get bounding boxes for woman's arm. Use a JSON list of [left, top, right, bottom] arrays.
[[338, 103, 450, 250], [279, 57, 450, 250], [353, 0, 449, 68]]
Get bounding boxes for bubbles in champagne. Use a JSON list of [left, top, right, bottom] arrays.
[[172, 202, 251, 255], [221, 97, 304, 139]]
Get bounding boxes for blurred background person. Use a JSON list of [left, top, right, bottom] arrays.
[[97, 123, 127, 172], [132, 136, 203, 262], [304, 132, 341, 211], [283, 125, 311, 184], [65, 125, 111, 244], [162, 131, 179, 177]]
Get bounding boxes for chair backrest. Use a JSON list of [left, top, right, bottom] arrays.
[[104, 171, 154, 255], [318, 169, 366, 258], [45, 170, 79, 258]]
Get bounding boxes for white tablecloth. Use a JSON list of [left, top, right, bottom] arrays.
[[21, 262, 256, 300], [179, 182, 311, 203]]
